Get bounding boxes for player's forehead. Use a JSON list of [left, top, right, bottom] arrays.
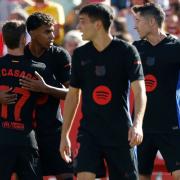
[[135, 12, 146, 20], [79, 14, 91, 21], [34, 24, 54, 32]]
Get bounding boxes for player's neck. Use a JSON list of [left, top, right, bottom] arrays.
[[28, 42, 46, 58], [92, 32, 113, 52], [7, 48, 24, 56], [146, 30, 167, 46]]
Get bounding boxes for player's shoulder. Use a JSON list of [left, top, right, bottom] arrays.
[[111, 37, 137, 50], [72, 41, 92, 56], [166, 34, 180, 45], [0, 54, 11, 64], [133, 39, 147, 48], [0, 55, 7, 61], [49, 45, 69, 55], [112, 37, 131, 47], [112, 37, 138, 53]]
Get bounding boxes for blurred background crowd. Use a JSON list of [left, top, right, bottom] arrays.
[[0, 0, 179, 56]]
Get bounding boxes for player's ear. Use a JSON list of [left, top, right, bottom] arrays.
[[95, 20, 103, 31], [149, 16, 156, 27]]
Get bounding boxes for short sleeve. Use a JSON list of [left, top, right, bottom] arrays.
[[126, 44, 144, 82], [54, 47, 71, 84], [70, 49, 82, 88]]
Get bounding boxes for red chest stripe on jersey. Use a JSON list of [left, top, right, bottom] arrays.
[[1, 68, 36, 79]]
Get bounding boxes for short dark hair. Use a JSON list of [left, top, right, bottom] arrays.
[[79, 3, 114, 32], [132, 3, 165, 28], [2, 20, 26, 49], [26, 12, 54, 32]]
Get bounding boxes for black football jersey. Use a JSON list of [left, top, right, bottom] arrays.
[[0, 54, 51, 148], [133, 35, 180, 132], [24, 45, 71, 135], [70, 38, 144, 146]]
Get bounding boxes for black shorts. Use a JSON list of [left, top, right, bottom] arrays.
[[37, 132, 73, 176], [74, 130, 138, 180], [0, 145, 42, 180], [137, 131, 180, 175]]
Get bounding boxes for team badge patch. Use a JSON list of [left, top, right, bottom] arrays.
[[95, 65, 106, 76], [146, 56, 155, 66]]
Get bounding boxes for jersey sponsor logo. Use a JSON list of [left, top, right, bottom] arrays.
[[0, 68, 36, 79], [146, 56, 155, 66], [92, 85, 112, 105], [145, 74, 157, 92], [95, 65, 106, 76]]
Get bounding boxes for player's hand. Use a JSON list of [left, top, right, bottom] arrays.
[[60, 135, 72, 163], [128, 124, 143, 147], [19, 71, 47, 93], [0, 88, 17, 104]]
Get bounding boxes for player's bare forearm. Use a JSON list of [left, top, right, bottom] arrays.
[[42, 85, 68, 99], [61, 86, 81, 137], [131, 80, 147, 127], [20, 72, 69, 99], [60, 86, 81, 162], [128, 80, 146, 147]]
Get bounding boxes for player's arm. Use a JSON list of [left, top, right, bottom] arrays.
[[60, 86, 81, 163], [19, 71, 68, 99], [40, 80, 69, 99], [128, 80, 147, 147], [0, 88, 17, 104]]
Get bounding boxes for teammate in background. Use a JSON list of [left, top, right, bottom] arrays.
[[19, 12, 73, 180], [25, 0, 65, 45], [0, 20, 44, 180], [60, 3, 147, 180], [132, 3, 180, 180]]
